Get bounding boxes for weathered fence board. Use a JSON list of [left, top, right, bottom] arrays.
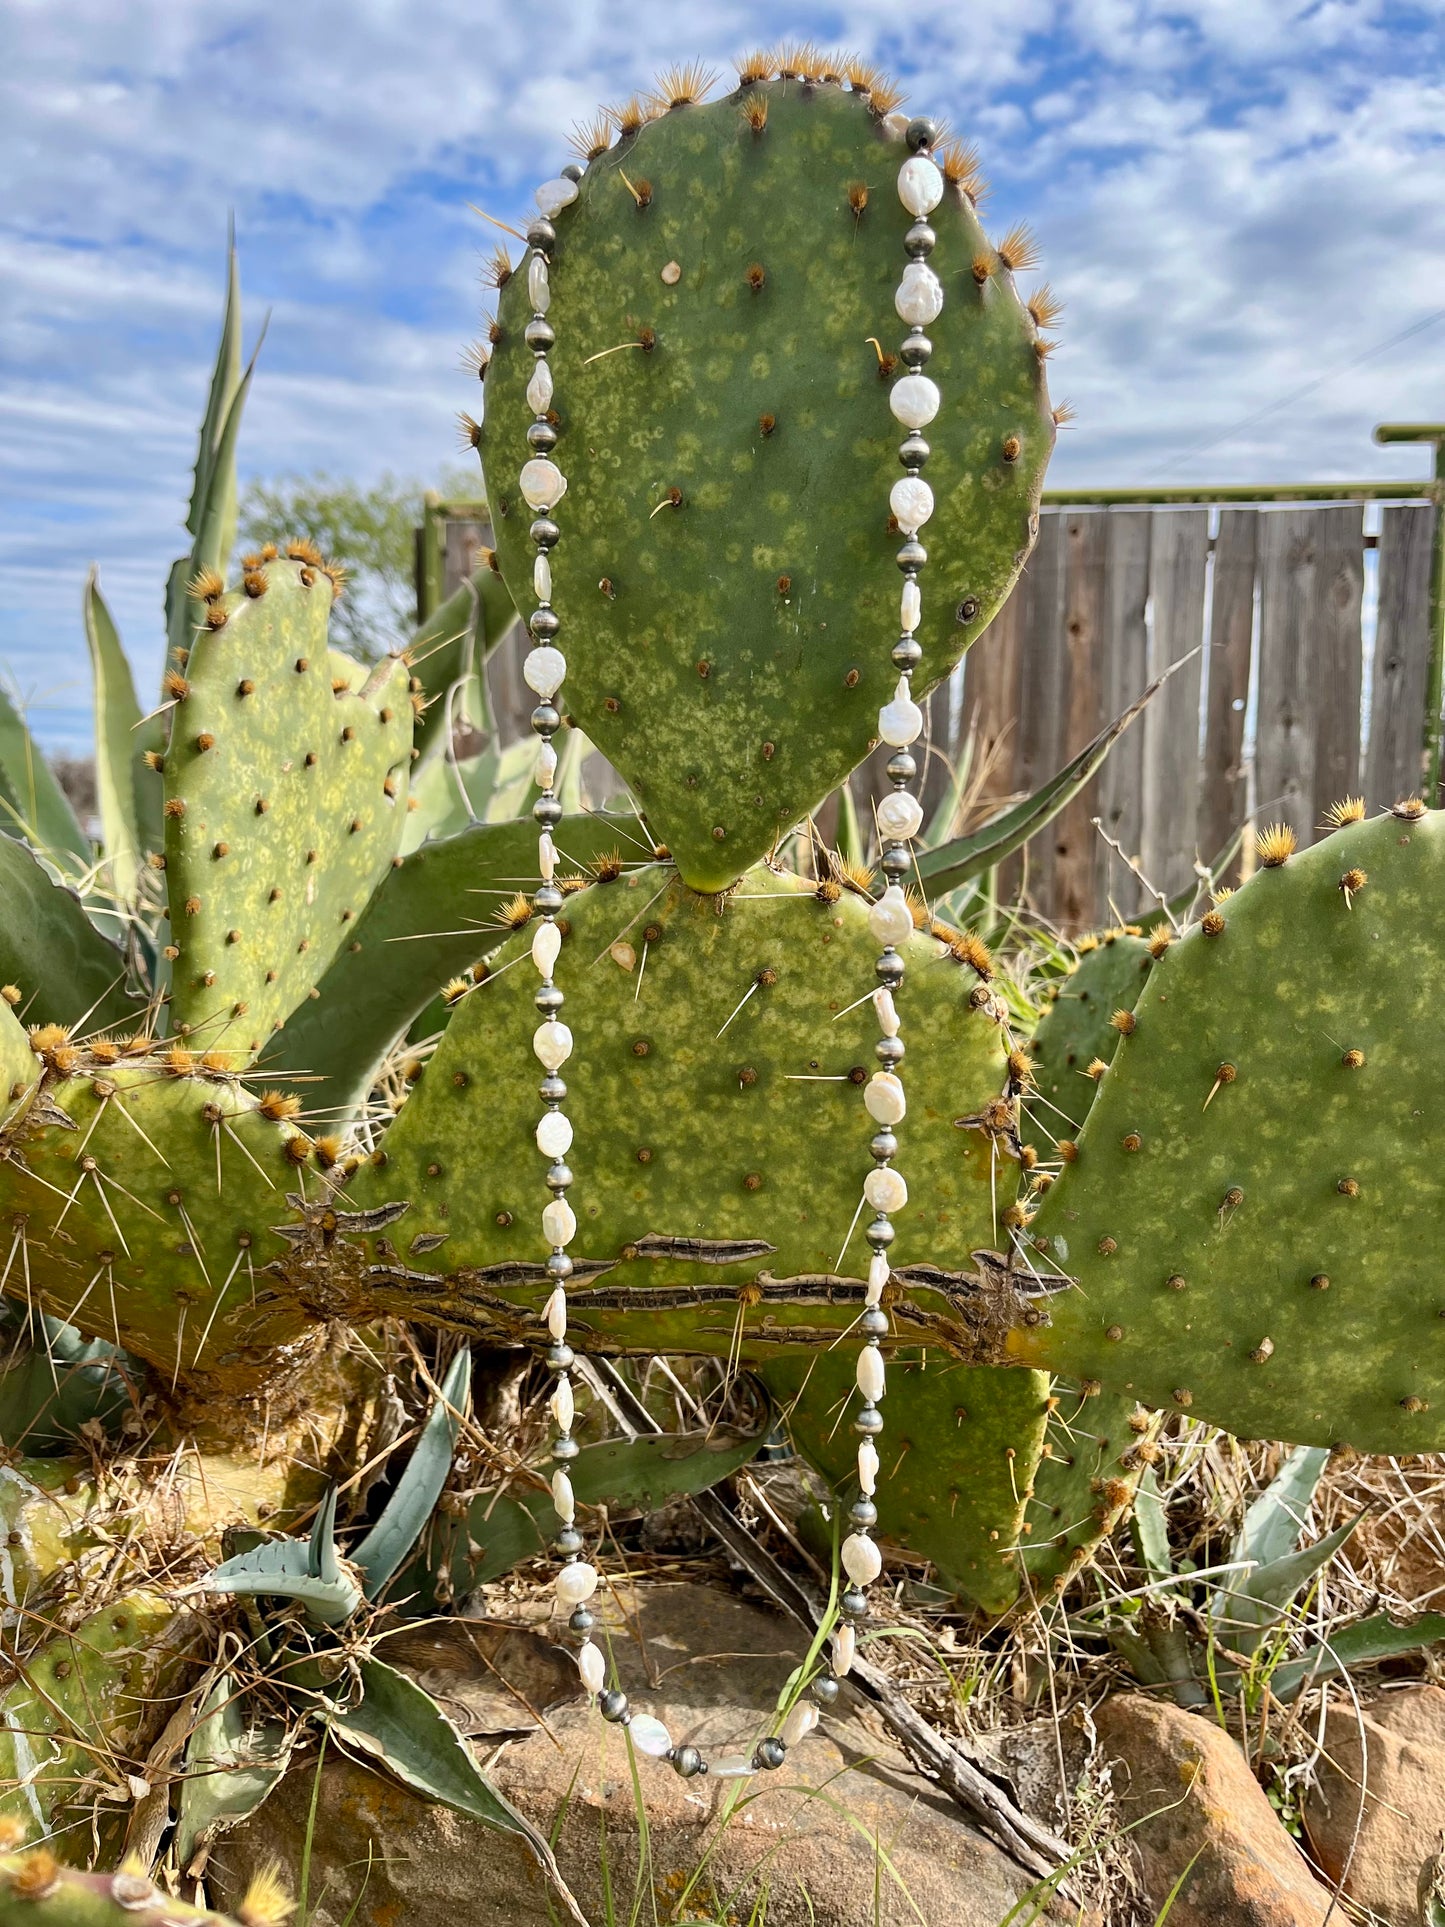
[[423, 480, 1439, 932], [1366, 504, 1435, 804]]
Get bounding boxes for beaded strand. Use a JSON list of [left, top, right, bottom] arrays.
[[845, 118, 949, 1643]]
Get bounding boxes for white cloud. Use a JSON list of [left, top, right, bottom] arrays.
[[3, 0, 1444, 749]]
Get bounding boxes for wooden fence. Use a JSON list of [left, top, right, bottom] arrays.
[[418, 426, 1444, 932]]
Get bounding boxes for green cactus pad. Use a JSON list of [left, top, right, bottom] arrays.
[[0, 1591, 200, 1836], [762, 1350, 1049, 1612], [1012, 808, 1445, 1452], [350, 862, 1013, 1355], [1023, 930, 1153, 1157], [482, 79, 1052, 890], [0, 1862, 245, 1927], [0, 1057, 314, 1374], [163, 555, 412, 1057], [1020, 1383, 1159, 1598]]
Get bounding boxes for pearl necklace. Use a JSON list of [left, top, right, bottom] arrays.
[[849, 119, 949, 1638], [517, 119, 946, 1779]]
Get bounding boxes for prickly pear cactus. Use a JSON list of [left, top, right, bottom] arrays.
[[1023, 928, 1154, 1156], [763, 1349, 1050, 1612], [350, 861, 1014, 1349], [1012, 809, 1445, 1451], [162, 553, 412, 1054], [481, 67, 1054, 889], [0, 1850, 269, 1926], [1021, 1384, 1160, 1597]]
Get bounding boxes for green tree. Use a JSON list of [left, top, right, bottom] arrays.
[[238, 468, 478, 658]]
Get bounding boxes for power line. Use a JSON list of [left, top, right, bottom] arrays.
[[1143, 304, 1445, 480]]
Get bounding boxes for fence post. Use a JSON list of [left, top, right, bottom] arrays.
[[1373, 424, 1445, 797]]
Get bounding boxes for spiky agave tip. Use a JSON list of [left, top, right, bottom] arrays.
[[1256, 821, 1297, 867]]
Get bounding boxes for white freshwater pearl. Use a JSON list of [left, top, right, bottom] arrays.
[[523, 645, 567, 699], [519, 458, 568, 511], [834, 1625, 856, 1677], [536, 1110, 573, 1158], [897, 154, 944, 215], [858, 1438, 880, 1494], [878, 677, 924, 748], [868, 885, 913, 948], [545, 1285, 568, 1341], [889, 375, 941, 430], [528, 255, 550, 312], [882, 111, 910, 142], [710, 1756, 756, 1779], [578, 1641, 605, 1694], [875, 790, 924, 842], [856, 1345, 886, 1403], [627, 1714, 673, 1758], [889, 475, 935, 535], [865, 1166, 908, 1214], [538, 831, 557, 881], [526, 360, 554, 417], [535, 177, 579, 218], [532, 920, 561, 977], [552, 1467, 575, 1522], [895, 262, 944, 326], [842, 1533, 883, 1586], [534, 740, 558, 789], [533, 1020, 573, 1071], [781, 1702, 819, 1747], [867, 1253, 890, 1304], [543, 1198, 577, 1247], [900, 580, 921, 633], [555, 1559, 597, 1606], [533, 553, 552, 602], [872, 989, 900, 1039], [550, 1375, 574, 1432], [864, 1071, 906, 1126]]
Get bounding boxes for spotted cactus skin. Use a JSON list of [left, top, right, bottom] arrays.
[[0, 1858, 245, 1925], [481, 80, 1053, 891], [163, 557, 411, 1055], [1012, 809, 1445, 1452], [347, 861, 1013, 1350], [1021, 1384, 1161, 1597]]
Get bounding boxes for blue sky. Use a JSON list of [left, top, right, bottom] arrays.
[[4, 0, 1444, 752]]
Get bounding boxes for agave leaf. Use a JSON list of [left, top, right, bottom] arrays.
[[0, 685, 90, 878], [834, 779, 864, 866], [1129, 1467, 1173, 1584], [1211, 1514, 1366, 1658], [1135, 826, 1246, 935], [326, 1656, 587, 1926], [187, 228, 243, 542], [175, 1671, 292, 1871], [163, 328, 263, 679], [83, 570, 160, 904], [409, 569, 518, 761], [0, 1313, 133, 1456], [1228, 1444, 1330, 1575], [1247, 1611, 1445, 1705], [355, 1351, 471, 1599], [257, 810, 641, 1118], [917, 666, 1168, 898], [414, 1421, 768, 1608], [207, 1499, 361, 1627], [0, 831, 137, 1029]]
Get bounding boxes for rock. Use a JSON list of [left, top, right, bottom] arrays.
[[1093, 1694, 1335, 1927], [1304, 1683, 1445, 1926], [209, 1581, 1069, 1927]]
